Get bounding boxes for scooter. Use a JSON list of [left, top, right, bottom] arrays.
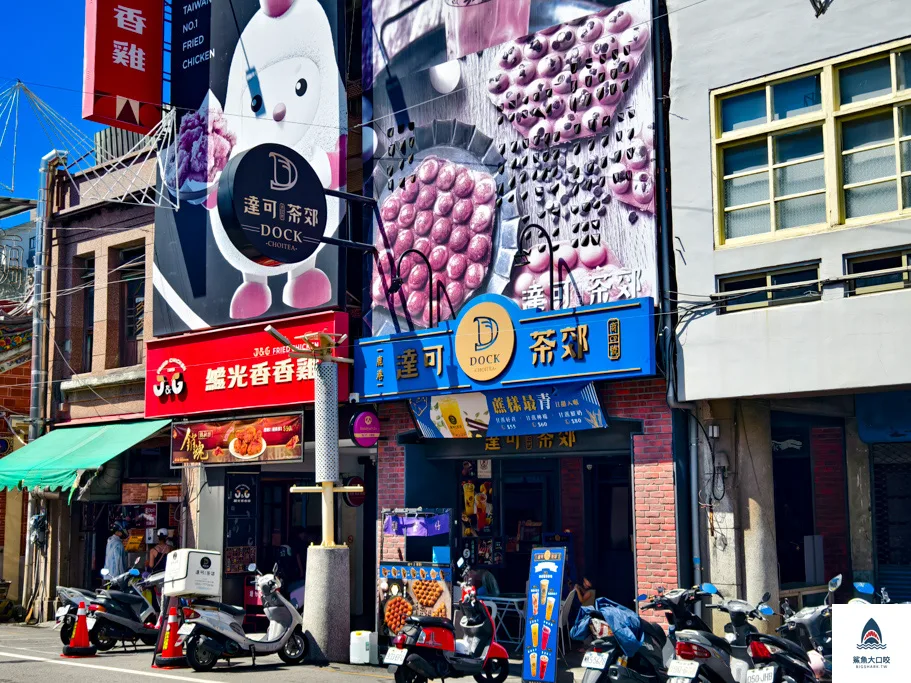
[[778, 575, 839, 680], [384, 558, 510, 683], [180, 563, 308, 672], [88, 562, 163, 650], [56, 584, 103, 645], [849, 581, 889, 604]]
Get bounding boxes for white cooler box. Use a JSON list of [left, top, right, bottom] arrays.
[[163, 548, 222, 597], [350, 630, 378, 665]]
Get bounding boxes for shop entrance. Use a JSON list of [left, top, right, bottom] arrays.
[[584, 460, 634, 606]]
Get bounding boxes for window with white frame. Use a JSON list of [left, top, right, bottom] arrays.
[[712, 39, 911, 246]]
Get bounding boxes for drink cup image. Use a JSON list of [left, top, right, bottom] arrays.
[[540, 653, 550, 679], [531, 621, 539, 647], [539, 579, 549, 606], [530, 652, 538, 678], [542, 624, 551, 650], [532, 591, 539, 615], [545, 596, 556, 621]]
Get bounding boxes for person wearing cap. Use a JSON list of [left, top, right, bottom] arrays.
[[104, 523, 128, 577], [147, 529, 172, 571]]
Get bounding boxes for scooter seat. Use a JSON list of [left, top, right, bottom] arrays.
[[406, 616, 453, 629], [106, 590, 146, 606], [194, 599, 246, 617]]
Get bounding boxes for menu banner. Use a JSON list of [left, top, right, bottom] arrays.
[[378, 562, 453, 637], [171, 414, 302, 467], [409, 382, 606, 439], [524, 547, 567, 683]]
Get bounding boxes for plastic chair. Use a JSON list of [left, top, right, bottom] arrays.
[[558, 591, 577, 657]]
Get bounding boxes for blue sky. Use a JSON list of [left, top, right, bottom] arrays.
[[1, 1, 101, 224]]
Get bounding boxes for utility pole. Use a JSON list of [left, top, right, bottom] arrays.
[[264, 325, 363, 662]]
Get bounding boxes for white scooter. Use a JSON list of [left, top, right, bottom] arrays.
[[178, 563, 308, 671]]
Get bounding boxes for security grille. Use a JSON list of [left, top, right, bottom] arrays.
[[872, 443, 911, 599]]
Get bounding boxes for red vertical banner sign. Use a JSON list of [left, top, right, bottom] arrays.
[[83, 0, 164, 134]]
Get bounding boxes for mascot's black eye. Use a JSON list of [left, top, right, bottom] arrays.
[[251, 94, 263, 112], [295, 79, 308, 96]]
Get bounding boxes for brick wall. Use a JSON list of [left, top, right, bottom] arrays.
[[121, 483, 149, 504], [602, 377, 678, 617], [0, 359, 33, 549], [377, 402, 411, 561], [810, 426, 849, 579]]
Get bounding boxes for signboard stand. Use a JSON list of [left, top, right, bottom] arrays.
[[522, 547, 567, 683], [377, 507, 454, 638]]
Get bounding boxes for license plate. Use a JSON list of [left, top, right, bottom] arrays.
[[666, 659, 700, 678], [746, 667, 776, 683], [86, 616, 96, 630], [384, 648, 408, 666], [55, 607, 68, 619], [177, 623, 195, 636], [582, 652, 610, 670]]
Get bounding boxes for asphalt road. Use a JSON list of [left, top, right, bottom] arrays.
[[0, 623, 395, 683]]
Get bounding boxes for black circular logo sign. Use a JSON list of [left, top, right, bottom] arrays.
[[217, 143, 328, 265], [200, 557, 211, 570]]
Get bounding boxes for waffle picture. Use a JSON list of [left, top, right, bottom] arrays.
[[412, 580, 444, 607], [384, 596, 413, 633], [432, 603, 447, 619]]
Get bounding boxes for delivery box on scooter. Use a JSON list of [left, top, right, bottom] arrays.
[[163, 548, 222, 597]]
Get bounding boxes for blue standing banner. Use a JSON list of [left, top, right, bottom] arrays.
[[523, 547, 567, 683]]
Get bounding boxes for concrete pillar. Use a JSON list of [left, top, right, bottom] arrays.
[[2, 490, 23, 600], [844, 418, 874, 583], [699, 399, 742, 632], [737, 400, 778, 632]]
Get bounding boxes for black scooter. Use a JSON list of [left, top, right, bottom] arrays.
[[777, 575, 839, 681], [88, 562, 163, 650]]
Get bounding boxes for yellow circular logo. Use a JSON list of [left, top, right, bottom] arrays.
[[455, 301, 516, 382]]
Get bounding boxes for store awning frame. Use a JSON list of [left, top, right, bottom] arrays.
[[0, 419, 170, 498]]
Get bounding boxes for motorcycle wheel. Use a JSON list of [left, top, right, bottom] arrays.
[[89, 625, 118, 651], [186, 635, 219, 673], [474, 657, 510, 683], [277, 628, 309, 665], [10, 606, 26, 623], [394, 665, 428, 683], [59, 618, 75, 646], [140, 633, 159, 647]]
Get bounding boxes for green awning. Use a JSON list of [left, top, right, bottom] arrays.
[[0, 419, 170, 494]]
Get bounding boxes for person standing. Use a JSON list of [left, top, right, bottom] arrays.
[[147, 529, 172, 571], [104, 523, 128, 577]]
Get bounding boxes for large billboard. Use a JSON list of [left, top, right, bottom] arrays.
[[153, 0, 347, 335], [83, 0, 164, 133], [363, 0, 657, 338]]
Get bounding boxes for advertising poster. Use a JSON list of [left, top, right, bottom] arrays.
[[524, 547, 566, 683], [410, 382, 606, 438], [171, 414, 303, 467], [378, 563, 453, 636], [363, 0, 657, 339], [225, 472, 259, 574], [460, 477, 493, 537], [154, 0, 348, 335]]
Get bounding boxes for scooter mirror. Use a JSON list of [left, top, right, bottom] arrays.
[[247, 563, 257, 573], [457, 558, 465, 568], [854, 582, 875, 595], [636, 594, 648, 602], [761, 591, 771, 603], [828, 574, 843, 592], [134, 557, 142, 566], [701, 583, 718, 595], [100, 568, 110, 577], [759, 604, 775, 616]]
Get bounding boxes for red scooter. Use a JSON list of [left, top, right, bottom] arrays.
[[384, 560, 510, 683]]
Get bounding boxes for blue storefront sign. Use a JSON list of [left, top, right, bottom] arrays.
[[523, 547, 567, 683], [354, 294, 655, 401], [408, 382, 606, 438]]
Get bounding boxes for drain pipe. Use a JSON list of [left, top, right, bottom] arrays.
[[24, 150, 65, 606], [651, 4, 702, 610]]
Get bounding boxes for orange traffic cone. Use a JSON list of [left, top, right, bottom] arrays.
[[61, 601, 97, 658], [153, 605, 187, 669]]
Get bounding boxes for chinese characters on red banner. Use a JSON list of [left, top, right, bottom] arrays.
[[83, 0, 164, 133]]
